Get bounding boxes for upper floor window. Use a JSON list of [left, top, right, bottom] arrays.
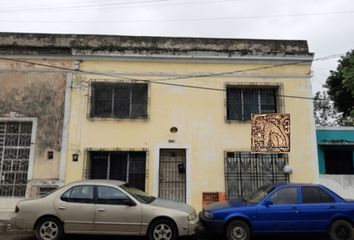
[[226, 86, 278, 121], [90, 82, 148, 119]]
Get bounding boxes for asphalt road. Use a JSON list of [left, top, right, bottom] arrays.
[[0, 228, 330, 240]]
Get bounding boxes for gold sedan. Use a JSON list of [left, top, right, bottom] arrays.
[[13, 180, 198, 240]]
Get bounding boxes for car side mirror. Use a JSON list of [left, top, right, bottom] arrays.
[[123, 198, 136, 207], [263, 199, 273, 207]]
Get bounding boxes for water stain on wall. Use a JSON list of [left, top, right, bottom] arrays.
[[0, 75, 66, 154]]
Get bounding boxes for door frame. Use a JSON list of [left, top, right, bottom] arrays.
[[153, 144, 191, 204]]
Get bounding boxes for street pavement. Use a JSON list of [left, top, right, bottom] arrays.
[[0, 227, 331, 240]]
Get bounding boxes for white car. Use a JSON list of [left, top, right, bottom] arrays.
[[13, 180, 199, 240]]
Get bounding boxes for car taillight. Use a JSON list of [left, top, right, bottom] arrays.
[[15, 206, 19, 213]]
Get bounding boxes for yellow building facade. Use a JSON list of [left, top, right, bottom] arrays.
[[63, 35, 317, 210]]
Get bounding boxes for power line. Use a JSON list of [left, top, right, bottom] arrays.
[[0, 53, 344, 101], [0, 0, 170, 12], [1, 9, 354, 23], [141, 54, 342, 82], [0, 0, 236, 13]]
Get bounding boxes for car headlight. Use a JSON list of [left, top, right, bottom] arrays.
[[203, 210, 213, 219], [187, 210, 197, 221]]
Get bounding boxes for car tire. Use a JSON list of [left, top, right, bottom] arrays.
[[35, 217, 64, 240], [148, 218, 177, 240], [329, 220, 354, 240], [226, 220, 251, 240]]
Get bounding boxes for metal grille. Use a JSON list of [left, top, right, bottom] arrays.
[[88, 151, 146, 191], [38, 186, 58, 197], [225, 152, 289, 199], [159, 149, 186, 203], [90, 82, 148, 119], [0, 121, 32, 197], [226, 86, 278, 121]]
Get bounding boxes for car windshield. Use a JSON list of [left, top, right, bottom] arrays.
[[243, 185, 275, 203], [120, 184, 156, 204]]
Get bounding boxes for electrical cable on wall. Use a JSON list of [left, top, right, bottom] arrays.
[[0, 53, 344, 101]]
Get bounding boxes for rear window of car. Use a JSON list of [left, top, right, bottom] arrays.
[[60, 185, 94, 203], [301, 187, 335, 204]]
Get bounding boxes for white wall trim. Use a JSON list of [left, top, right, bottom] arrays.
[[59, 72, 73, 184], [153, 143, 192, 204], [0, 70, 312, 79], [316, 126, 354, 131], [1, 54, 314, 64], [28, 118, 37, 181]]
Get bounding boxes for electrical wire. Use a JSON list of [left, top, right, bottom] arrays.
[[0, 0, 236, 13], [1, 9, 354, 23], [0, 0, 170, 12], [0, 53, 345, 101], [109, 10, 354, 23]]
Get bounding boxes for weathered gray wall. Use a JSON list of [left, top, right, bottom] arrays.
[[0, 59, 71, 180], [320, 175, 354, 199], [0, 32, 312, 56]]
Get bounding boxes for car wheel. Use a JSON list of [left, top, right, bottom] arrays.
[[329, 220, 354, 240], [148, 218, 177, 240], [35, 217, 64, 240], [226, 220, 251, 240]]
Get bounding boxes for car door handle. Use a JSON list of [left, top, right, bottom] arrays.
[[97, 208, 105, 212], [58, 206, 66, 210], [329, 205, 336, 209], [291, 207, 299, 213]]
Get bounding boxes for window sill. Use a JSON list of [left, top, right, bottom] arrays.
[[88, 116, 149, 122], [225, 119, 251, 124]]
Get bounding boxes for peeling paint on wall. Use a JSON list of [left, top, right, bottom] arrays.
[[0, 77, 66, 154]]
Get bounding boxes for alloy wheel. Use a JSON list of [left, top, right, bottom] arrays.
[[153, 223, 173, 240], [39, 221, 59, 240]]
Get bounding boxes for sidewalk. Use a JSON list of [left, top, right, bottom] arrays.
[[0, 230, 34, 240], [0, 211, 14, 232]]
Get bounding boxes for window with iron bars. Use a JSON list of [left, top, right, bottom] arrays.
[[87, 151, 146, 191], [0, 121, 32, 197], [226, 86, 278, 121], [38, 186, 58, 197], [90, 82, 148, 119], [224, 152, 289, 199]]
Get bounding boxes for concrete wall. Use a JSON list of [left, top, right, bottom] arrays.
[[0, 59, 71, 209], [319, 175, 354, 199], [65, 57, 317, 211]]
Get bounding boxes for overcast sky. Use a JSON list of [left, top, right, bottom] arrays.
[[1, 0, 353, 94]]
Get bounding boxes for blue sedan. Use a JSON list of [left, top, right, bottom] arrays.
[[199, 183, 354, 240]]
